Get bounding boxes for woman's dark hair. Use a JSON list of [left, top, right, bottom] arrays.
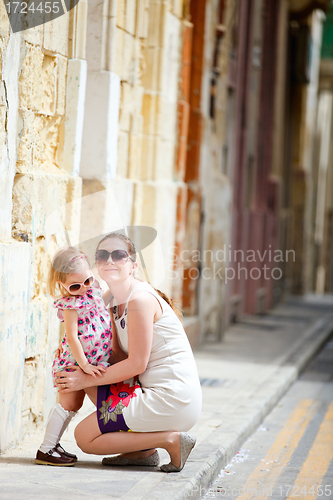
[[97, 232, 183, 321]]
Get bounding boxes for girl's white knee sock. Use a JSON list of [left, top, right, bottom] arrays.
[[39, 403, 77, 454], [57, 410, 77, 442]]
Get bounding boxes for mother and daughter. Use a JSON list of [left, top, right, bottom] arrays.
[[35, 232, 202, 472]]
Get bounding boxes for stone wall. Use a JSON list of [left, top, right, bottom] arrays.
[[0, 0, 244, 452], [80, 0, 235, 339], [80, 0, 185, 296], [0, 3, 85, 451], [182, 0, 233, 339]]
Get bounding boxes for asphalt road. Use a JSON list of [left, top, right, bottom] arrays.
[[202, 335, 333, 500]]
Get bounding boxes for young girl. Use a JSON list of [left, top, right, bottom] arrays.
[[35, 247, 113, 466]]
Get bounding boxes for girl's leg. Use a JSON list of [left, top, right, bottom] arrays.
[[38, 391, 84, 454], [56, 390, 85, 444], [75, 412, 182, 467], [58, 389, 85, 412]]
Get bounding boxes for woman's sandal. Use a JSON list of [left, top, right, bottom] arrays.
[[160, 432, 196, 473], [102, 450, 160, 467]]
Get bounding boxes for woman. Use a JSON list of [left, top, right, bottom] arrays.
[[55, 232, 202, 472]]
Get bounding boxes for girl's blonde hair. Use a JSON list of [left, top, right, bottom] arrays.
[[48, 247, 91, 297], [97, 232, 183, 321]]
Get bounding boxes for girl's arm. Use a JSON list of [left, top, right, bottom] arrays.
[[63, 310, 106, 378], [56, 292, 156, 392]]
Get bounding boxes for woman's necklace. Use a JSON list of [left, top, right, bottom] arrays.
[[114, 278, 137, 316]]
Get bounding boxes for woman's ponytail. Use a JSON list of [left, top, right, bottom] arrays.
[[153, 288, 183, 322]]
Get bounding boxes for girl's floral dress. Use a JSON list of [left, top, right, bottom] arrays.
[[52, 286, 112, 386]]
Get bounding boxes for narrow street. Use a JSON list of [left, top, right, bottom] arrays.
[[1, 296, 333, 499], [203, 337, 333, 500]]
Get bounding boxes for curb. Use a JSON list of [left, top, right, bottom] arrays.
[[147, 314, 333, 500]]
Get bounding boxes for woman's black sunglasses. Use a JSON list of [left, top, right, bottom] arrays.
[[95, 249, 135, 265]]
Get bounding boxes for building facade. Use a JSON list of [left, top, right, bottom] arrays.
[[0, 0, 332, 452]]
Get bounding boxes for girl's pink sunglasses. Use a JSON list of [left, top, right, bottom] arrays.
[[61, 275, 94, 294]]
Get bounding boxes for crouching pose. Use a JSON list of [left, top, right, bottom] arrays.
[[55, 233, 202, 472]]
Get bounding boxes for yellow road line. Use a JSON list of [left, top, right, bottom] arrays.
[[285, 401, 333, 500], [235, 399, 316, 500]]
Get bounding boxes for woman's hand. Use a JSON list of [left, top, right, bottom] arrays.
[[55, 366, 94, 393]]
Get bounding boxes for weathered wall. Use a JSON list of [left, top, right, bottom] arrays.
[[303, 8, 333, 294], [183, 0, 233, 339], [0, 2, 85, 451], [290, 11, 324, 294], [80, 0, 184, 296], [1, 0, 197, 452], [79, 0, 235, 332], [3, 0, 327, 454]]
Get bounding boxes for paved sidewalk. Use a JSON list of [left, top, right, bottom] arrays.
[[1, 294, 333, 500]]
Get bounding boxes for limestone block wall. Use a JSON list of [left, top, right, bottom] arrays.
[[134, 1, 183, 294], [81, 0, 186, 297], [0, 2, 86, 451], [0, 0, 242, 453]]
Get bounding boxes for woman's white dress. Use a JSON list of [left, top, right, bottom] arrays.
[[112, 281, 202, 432]]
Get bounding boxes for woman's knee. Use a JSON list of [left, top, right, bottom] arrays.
[[84, 386, 97, 406], [74, 419, 95, 453], [74, 412, 100, 453]]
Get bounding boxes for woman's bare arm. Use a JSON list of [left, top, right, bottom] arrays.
[[102, 289, 113, 306], [107, 304, 128, 365], [108, 331, 128, 364]]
